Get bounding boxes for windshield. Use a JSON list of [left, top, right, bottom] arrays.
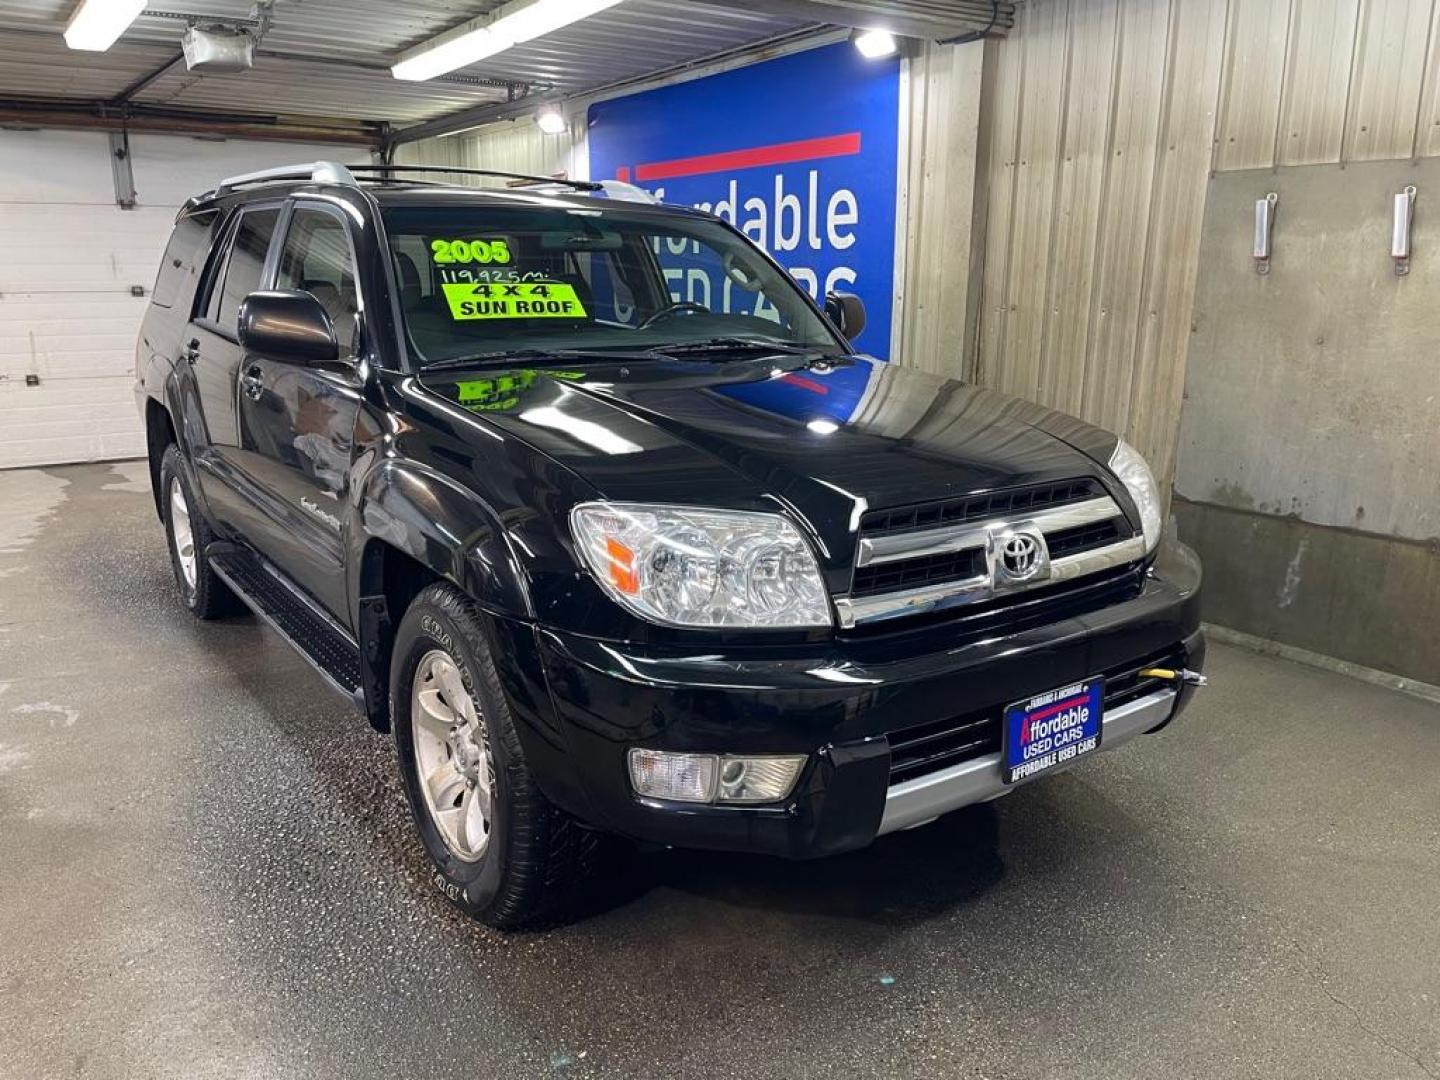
[[381, 202, 842, 366]]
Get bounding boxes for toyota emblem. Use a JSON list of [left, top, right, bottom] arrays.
[[988, 526, 1050, 587], [1001, 533, 1040, 577]]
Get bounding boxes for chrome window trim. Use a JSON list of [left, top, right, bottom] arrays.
[[836, 533, 1147, 629], [856, 495, 1122, 567]]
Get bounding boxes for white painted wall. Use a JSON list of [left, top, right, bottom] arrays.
[[0, 130, 369, 470]]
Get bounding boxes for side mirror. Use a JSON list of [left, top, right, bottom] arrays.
[[825, 290, 867, 342], [238, 290, 339, 367]]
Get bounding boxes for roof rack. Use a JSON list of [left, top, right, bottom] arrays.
[[507, 177, 660, 204], [214, 161, 357, 196], [205, 160, 644, 204], [348, 164, 602, 192]]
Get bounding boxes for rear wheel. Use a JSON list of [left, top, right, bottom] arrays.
[[159, 445, 236, 620], [391, 583, 607, 929]]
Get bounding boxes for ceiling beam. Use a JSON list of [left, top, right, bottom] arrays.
[[707, 0, 1014, 39], [0, 97, 380, 146]]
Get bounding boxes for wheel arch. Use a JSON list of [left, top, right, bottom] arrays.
[[349, 459, 534, 732], [143, 396, 177, 521]]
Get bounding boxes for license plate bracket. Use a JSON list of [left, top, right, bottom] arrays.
[[1002, 678, 1104, 784]]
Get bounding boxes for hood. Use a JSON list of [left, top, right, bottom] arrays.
[[416, 352, 1122, 566]]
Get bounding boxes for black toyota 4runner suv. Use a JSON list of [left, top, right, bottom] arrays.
[[136, 161, 1204, 928]]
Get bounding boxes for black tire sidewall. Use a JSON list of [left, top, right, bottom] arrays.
[[391, 590, 512, 915]]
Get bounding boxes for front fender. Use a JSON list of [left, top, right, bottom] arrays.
[[346, 457, 533, 628]]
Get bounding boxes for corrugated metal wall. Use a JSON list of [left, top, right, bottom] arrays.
[[894, 41, 985, 374], [972, 0, 1228, 493], [393, 120, 584, 183], [968, 0, 1440, 492]]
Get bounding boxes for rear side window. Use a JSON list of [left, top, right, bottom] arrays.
[[208, 207, 281, 333], [151, 210, 218, 309]]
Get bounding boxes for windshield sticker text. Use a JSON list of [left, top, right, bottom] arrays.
[[442, 281, 587, 321], [437, 267, 551, 286], [430, 238, 512, 266]]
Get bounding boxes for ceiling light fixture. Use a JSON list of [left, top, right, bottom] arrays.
[[64, 0, 147, 51], [536, 106, 567, 135], [852, 28, 898, 60], [393, 0, 627, 82]]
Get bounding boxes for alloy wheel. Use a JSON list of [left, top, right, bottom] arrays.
[[411, 649, 496, 862], [169, 477, 197, 591]]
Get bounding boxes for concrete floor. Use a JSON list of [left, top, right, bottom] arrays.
[[1, 461, 1437, 1080]]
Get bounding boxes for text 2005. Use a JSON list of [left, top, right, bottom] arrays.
[[430, 238, 512, 265]]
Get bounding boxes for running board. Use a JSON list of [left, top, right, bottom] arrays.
[[208, 545, 365, 709]]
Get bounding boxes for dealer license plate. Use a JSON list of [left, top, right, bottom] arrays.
[[1002, 678, 1104, 784]]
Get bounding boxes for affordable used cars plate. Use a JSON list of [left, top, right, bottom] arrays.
[[1003, 678, 1104, 784]]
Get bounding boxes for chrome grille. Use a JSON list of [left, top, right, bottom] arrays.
[[851, 548, 985, 598], [1044, 518, 1126, 558], [837, 478, 1144, 629], [861, 478, 1106, 537]]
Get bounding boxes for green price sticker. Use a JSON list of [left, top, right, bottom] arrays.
[[457, 370, 535, 410], [455, 369, 587, 412], [442, 281, 588, 321], [430, 238, 512, 265]]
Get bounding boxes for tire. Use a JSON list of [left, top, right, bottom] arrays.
[[391, 582, 607, 929], [159, 444, 237, 620]]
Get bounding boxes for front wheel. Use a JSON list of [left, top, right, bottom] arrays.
[[391, 583, 607, 929]]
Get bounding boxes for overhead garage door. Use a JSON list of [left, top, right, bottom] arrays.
[[0, 129, 368, 470]]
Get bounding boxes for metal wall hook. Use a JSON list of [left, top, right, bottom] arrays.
[[1254, 192, 1278, 275], [1393, 185, 1417, 276]]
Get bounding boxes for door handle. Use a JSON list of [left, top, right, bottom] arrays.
[[240, 364, 264, 401]]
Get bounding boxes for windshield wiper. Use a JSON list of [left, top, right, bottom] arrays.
[[418, 346, 659, 373], [418, 338, 840, 373], [654, 337, 827, 356]]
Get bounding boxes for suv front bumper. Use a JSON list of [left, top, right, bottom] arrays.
[[527, 538, 1204, 859]]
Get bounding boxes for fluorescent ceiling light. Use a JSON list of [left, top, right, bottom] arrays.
[[852, 28, 898, 59], [501, 0, 625, 41], [392, 27, 507, 81], [393, 0, 627, 82], [64, 0, 147, 51], [536, 107, 567, 135]]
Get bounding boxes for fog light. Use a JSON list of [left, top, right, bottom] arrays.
[[627, 750, 806, 804], [628, 749, 717, 803], [717, 755, 805, 804]]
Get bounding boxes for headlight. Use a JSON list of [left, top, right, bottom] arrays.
[[570, 502, 831, 628], [1108, 438, 1162, 553]]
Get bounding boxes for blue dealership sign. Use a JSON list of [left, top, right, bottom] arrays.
[[587, 42, 900, 358]]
